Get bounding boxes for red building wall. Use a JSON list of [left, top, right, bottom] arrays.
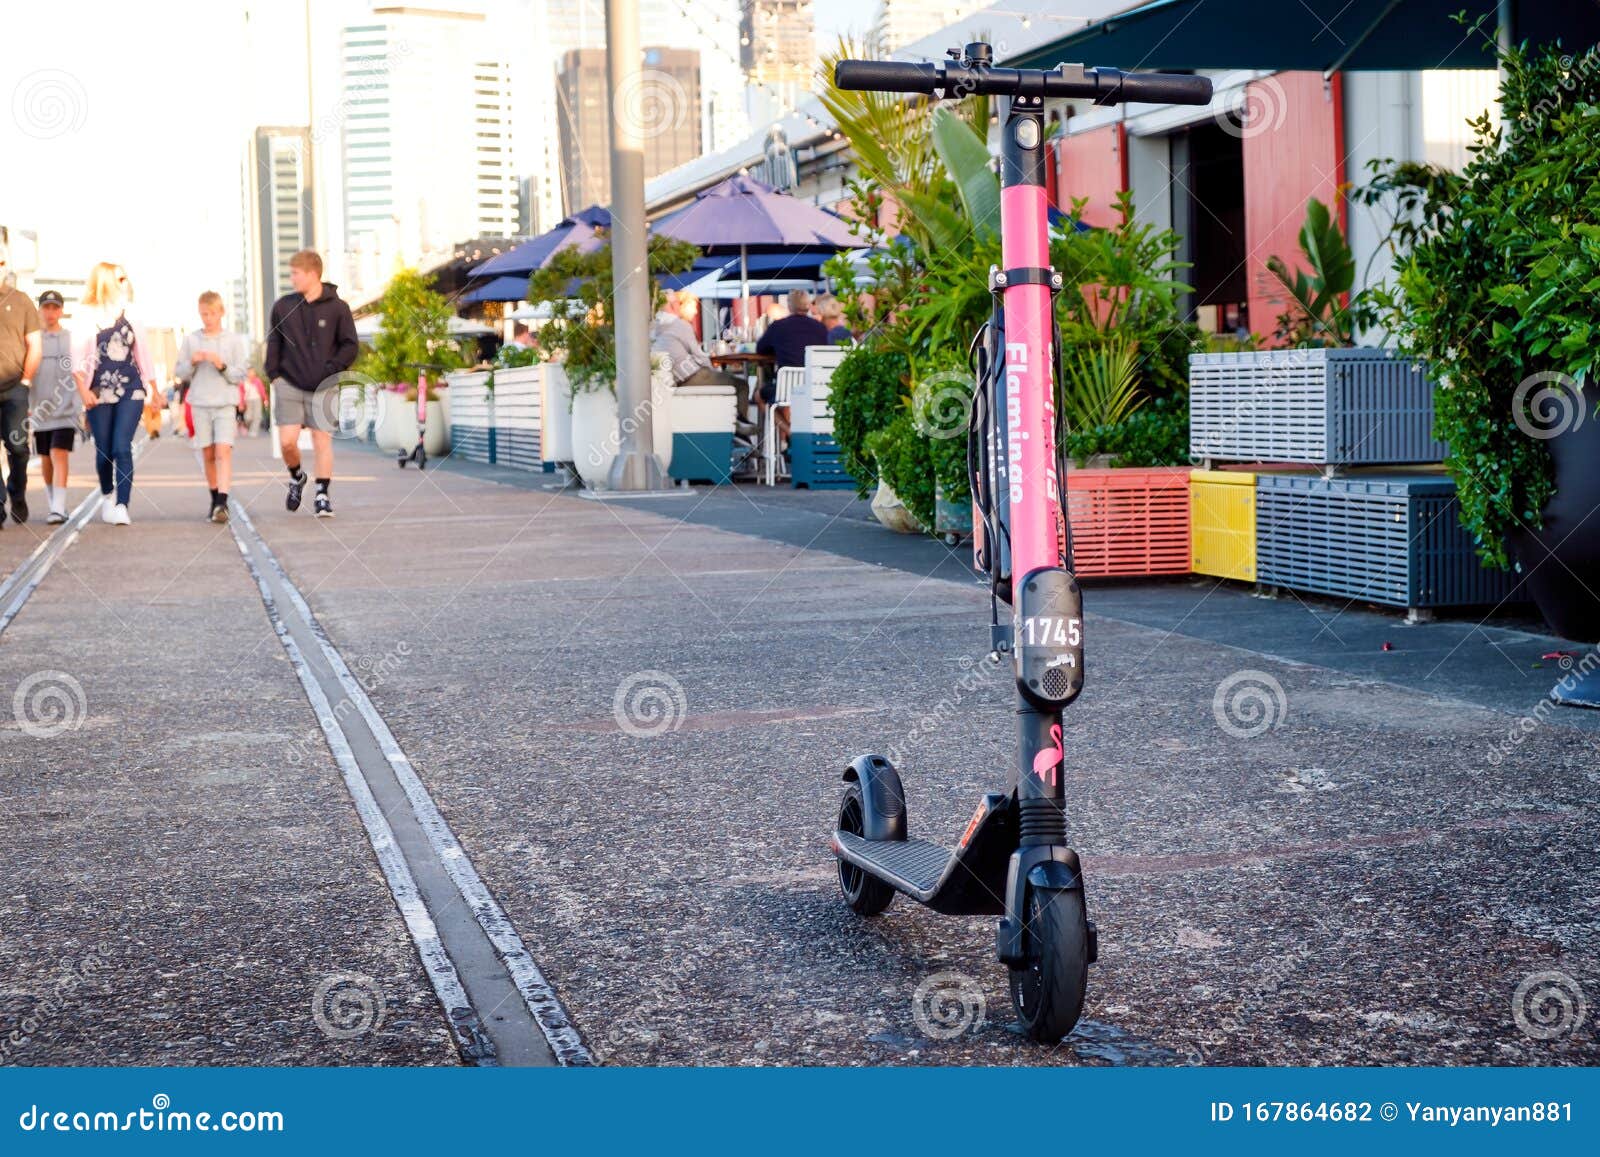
[[1240, 71, 1344, 339], [1054, 123, 1127, 226]]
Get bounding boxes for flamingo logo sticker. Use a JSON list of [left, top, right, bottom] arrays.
[[1032, 723, 1063, 787]]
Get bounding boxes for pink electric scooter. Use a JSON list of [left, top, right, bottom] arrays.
[[827, 44, 1211, 1041]]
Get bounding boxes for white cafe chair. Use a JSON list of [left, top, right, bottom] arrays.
[[767, 367, 804, 486]]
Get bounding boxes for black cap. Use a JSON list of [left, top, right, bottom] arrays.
[[37, 290, 64, 306]]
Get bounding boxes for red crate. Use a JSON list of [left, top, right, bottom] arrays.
[[1065, 467, 1192, 577]]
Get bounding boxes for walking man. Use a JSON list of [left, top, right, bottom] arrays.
[[174, 290, 248, 522], [0, 243, 42, 526], [31, 290, 94, 524], [264, 250, 357, 518]]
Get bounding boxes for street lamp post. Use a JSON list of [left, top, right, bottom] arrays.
[[604, 0, 664, 490]]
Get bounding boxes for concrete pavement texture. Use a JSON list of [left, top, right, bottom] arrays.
[[1, 432, 1596, 1066]]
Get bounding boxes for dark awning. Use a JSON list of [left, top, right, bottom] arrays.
[[1008, 0, 1600, 75]]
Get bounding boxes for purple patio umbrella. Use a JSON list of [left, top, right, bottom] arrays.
[[652, 174, 858, 326]]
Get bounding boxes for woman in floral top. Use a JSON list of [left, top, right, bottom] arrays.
[[71, 263, 162, 525]]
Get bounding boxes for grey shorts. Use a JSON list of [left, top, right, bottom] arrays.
[[271, 380, 338, 433], [191, 404, 236, 448]]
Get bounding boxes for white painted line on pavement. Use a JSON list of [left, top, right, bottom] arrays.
[[227, 501, 592, 1066]]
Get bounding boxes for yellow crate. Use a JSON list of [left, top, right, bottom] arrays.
[[1190, 469, 1256, 582]]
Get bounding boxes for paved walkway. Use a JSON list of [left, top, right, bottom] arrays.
[[1, 432, 1595, 1066]]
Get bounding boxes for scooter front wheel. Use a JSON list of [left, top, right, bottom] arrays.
[[835, 784, 894, 916], [1009, 886, 1088, 1042]]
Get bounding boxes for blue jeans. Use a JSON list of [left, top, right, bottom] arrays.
[[87, 393, 143, 505], [0, 383, 30, 520]]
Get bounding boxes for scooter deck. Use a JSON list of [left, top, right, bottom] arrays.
[[831, 792, 1013, 915]]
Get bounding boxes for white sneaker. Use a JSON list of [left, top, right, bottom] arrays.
[[109, 503, 131, 526], [99, 494, 117, 523]]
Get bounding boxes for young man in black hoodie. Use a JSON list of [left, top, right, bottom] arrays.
[[265, 250, 359, 517]]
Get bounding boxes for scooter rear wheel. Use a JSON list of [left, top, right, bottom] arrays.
[[836, 784, 894, 916], [1009, 886, 1088, 1042]]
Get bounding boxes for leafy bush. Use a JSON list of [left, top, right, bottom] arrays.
[[1374, 39, 1600, 569], [355, 267, 468, 387], [1064, 396, 1190, 468], [865, 413, 934, 529], [830, 345, 910, 495]]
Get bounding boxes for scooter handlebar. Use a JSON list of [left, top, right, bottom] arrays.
[[833, 59, 945, 94], [833, 58, 1213, 107]]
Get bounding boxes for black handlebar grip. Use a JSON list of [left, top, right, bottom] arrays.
[[834, 59, 943, 93], [1102, 70, 1213, 106]]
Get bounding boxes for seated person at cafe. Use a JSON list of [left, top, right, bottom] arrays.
[[753, 289, 829, 449], [651, 291, 754, 434]]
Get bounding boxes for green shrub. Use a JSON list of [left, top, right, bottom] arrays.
[[1064, 396, 1190, 468], [865, 413, 934, 529], [1374, 38, 1600, 569], [830, 346, 911, 496]]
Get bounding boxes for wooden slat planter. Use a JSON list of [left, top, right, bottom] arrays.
[[1189, 348, 1445, 465], [790, 345, 856, 490], [1065, 467, 1191, 577], [1255, 473, 1519, 612], [491, 365, 544, 471], [445, 367, 553, 471], [445, 371, 493, 464]]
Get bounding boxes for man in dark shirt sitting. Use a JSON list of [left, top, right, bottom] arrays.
[[754, 289, 828, 454]]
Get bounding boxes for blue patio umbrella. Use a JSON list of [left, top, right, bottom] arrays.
[[472, 211, 608, 279], [652, 174, 859, 324]]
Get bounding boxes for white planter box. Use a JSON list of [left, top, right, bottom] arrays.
[[446, 370, 493, 463], [541, 363, 574, 467], [570, 385, 618, 488], [491, 365, 543, 471], [374, 390, 416, 451], [668, 382, 735, 484]]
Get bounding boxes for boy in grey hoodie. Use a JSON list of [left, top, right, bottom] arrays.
[[174, 291, 248, 522]]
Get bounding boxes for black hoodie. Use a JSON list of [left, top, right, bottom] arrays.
[[264, 283, 359, 391]]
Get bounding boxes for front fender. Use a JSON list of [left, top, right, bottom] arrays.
[[842, 753, 907, 842]]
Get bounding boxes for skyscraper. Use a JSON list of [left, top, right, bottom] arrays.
[[474, 60, 520, 238], [336, 7, 514, 299], [557, 46, 702, 213], [242, 126, 314, 341], [740, 0, 815, 129], [873, 0, 982, 52]]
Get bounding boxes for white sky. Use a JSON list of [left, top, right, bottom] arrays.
[[0, 0, 872, 327]]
